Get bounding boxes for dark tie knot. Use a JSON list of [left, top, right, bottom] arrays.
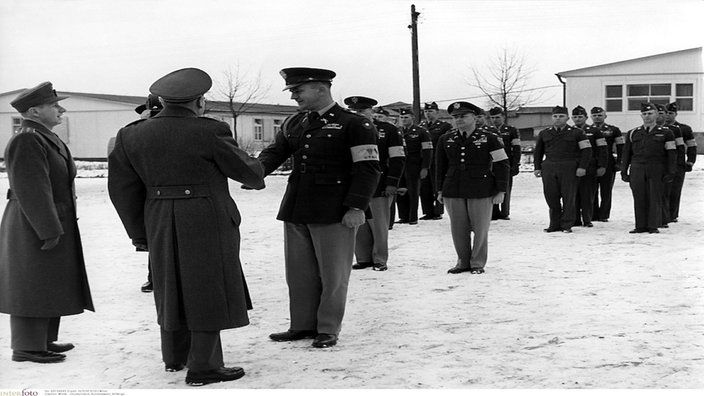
[[308, 111, 319, 122]]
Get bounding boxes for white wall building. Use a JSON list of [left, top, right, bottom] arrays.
[[556, 47, 703, 139], [0, 90, 297, 160]]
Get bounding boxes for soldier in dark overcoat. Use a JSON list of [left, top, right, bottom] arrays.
[[419, 102, 451, 220], [346, 96, 405, 272], [436, 102, 510, 274], [590, 106, 624, 222], [0, 82, 94, 364], [488, 106, 522, 220], [108, 68, 265, 386], [258, 68, 380, 349], [621, 103, 676, 234], [533, 106, 592, 233]]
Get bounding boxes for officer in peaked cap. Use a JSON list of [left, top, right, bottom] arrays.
[[488, 106, 522, 220], [571, 105, 608, 228], [1, 82, 94, 364], [590, 106, 625, 222], [436, 101, 509, 275], [109, 67, 264, 385], [396, 107, 433, 225], [664, 102, 697, 222], [419, 102, 452, 221], [620, 102, 676, 234], [345, 96, 405, 273], [258, 67, 380, 349], [533, 105, 592, 233]]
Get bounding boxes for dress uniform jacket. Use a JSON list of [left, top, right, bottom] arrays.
[[581, 125, 608, 172], [595, 123, 624, 172], [534, 125, 592, 171], [401, 125, 433, 176], [0, 120, 94, 317], [373, 120, 405, 196], [621, 126, 677, 173], [108, 106, 265, 332], [673, 121, 697, 169], [495, 124, 522, 173], [258, 104, 381, 222], [420, 119, 452, 154], [436, 129, 510, 198]]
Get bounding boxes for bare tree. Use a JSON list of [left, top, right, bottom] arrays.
[[214, 64, 271, 142], [468, 48, 545, 114]]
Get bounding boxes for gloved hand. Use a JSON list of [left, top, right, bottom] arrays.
[[41, 236, 61, 251], [621, 173, 630, 183], [685, 162, 693, 172], [596, 167, 606, 177], [576, 168, 586, 177], [533, 170, 542, 178], [420, 168, 429, 179]]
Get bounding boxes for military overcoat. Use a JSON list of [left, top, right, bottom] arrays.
[[108, 105, 265, 332], [0, 120, 94, 317]]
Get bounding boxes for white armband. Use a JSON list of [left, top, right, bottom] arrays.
[[491, 148, 509, 162], [421, 141, 433, 150], [578, 140, 592, 150], [665, 141, 676, 150], [388, 146, 405, 158], [675, 137, 685, 146], [350, 144, 380, 162]]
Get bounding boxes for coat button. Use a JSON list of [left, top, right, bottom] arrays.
[[302, 155, 308, 159], [306, 134, 311, 138], [156, 190, 161, 196], [327, 134, 332, 137], [185, 189, 191, 195], [461, 153, 465, 156], [304, 144, 309, 148]]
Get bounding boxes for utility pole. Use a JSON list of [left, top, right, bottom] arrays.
[[409, 4, 421, 123]]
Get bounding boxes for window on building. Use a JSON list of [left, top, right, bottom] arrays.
[[605, 85, 622, 112], [254, 118, 263, 141], [273, 119, 282, 137], [626, 83, 671, 111], [675, 83, 694, 111], [11, 117, 22, 133]]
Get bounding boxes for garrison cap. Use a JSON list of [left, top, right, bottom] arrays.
[[666, 102, 679, 112], [398, 108, 414, 116], [654, 103, 666, 112], [10, 81, 68, 113], [488, 106, 504, 116], [552, 105, 569, 115], [135, 93, 163, 114], [149, 68, 212, 103], [571, 105, 587, 116], [640, 102, 657, 112], [447, 101, 482, 116], [374, 106, 390, 116], [590, 106, 605, 114], [344, 96, 378, 110], [424, 102, 439, 110], [280, 67, 336, 90]]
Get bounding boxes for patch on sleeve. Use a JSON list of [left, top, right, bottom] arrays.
[[595, 138, 607, 146], [490, 148, 509, 162], [351, 144, 379, 162], [665, 141, 676, 150], [578, 140, 592, 150], [388, 146, 405, 158], [421, 141, 433, 150], [615, 136, 626, 145]]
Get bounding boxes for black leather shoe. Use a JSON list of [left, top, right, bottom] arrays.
[[185, 366, 245, 386], [372, 263, 388, 271], [583, 222, 594, 227], [447, 266, 471, 274], [659, 224, 669, 228], [395, 220, 409, 224], [628, 228, 647, 233], [165, 363, 185, 372], [312, 334, 337, 348], [47, 342, 74, 353], [352, 262, 373, 270], [648, 228, 660, 234], [595, 218, 609, 222], [419, 215, 433, 220], [141, 280, 153, 293], [269, 329, 317, 342], [672, 218, 678, 223], [409, 221, 418, 225], [498, 216, 510, 220], [543, 227, 561, 233], [12, 350, 65, 363], [470, 268, 485, 274]]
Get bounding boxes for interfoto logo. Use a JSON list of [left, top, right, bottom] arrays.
[[0, 390, 38, 396]]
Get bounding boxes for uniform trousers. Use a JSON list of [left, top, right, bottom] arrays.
[[355, 196, 393, 265], [420, 170, 443, 217], [629, 162, 665, 230], [593, 167, 617, 221], [10, 316, 60, 351], [575, 166, 598, 224], [160, 327, 224, 371], [668, 168, 686, 220], [284, 222, 356, 335], [397, 169, 421, 223], [541, 161, 578, 230], [493, 175, 513, 219], [444, 197, 493, 269]]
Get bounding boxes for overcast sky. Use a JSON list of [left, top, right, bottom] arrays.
[[1, 0, 702, 109]]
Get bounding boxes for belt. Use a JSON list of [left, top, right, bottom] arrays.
[[146, 184, 211, 199]]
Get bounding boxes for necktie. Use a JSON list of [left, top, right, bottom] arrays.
[[462, 131, 467, 140], [308, 112, 319, 122]]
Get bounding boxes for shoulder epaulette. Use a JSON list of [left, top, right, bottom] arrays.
[[15, 126, 37, 135]]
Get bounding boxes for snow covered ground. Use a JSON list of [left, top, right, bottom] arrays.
[[0, 159, 702, 390]]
